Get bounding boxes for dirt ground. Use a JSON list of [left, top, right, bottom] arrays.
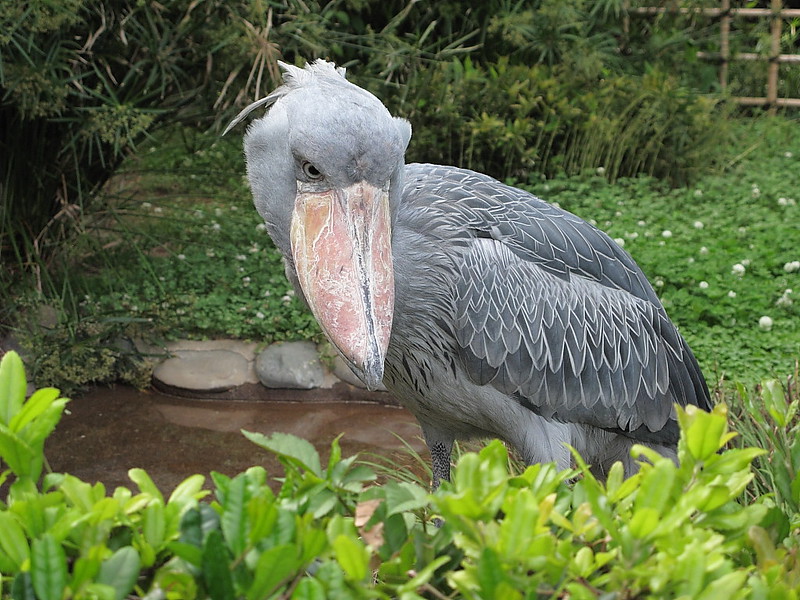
[[44, 384, 428, 495]]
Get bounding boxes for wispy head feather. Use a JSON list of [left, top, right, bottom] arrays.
[[223, 59, 348, 135]]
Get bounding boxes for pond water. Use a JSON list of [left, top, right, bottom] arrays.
[[45, 385, 427, 494]]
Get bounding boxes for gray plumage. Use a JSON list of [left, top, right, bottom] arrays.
[[229, 60, 711, 484]]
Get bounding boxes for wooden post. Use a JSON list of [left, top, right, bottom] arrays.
[[720, 0, 730, 92], [768, 0, 782, 113]]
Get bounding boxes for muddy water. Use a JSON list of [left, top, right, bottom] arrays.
[[45, 385, 427, 494]]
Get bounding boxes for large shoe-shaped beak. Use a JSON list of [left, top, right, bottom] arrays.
[[290, 181, 394, 390]]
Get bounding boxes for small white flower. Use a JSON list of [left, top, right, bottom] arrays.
[[614, 238, 625, 247], [699, 246, 709, 255], [194, 210, 205, 218], [236, 254, 247, 261], [625, 231, 639, 240], [212, 222, 221, 232], [588, 219, 597, 226], [687, 257, 695, 264], [177, 254, 186, 260], [776, 295, 793, 307], [263, 290, 271, 297], [153, 206, 163, 214], [741, 259, 751, 267], [727, 290, 737, 298], [230, 205, 238, 211], [256, 223, 268, 232], [655, 278, 665, 288], [662, 230, 673, 238], [758, 315, 773, 331], [693, 221, 704, 229], [699, 281, 709, 289], [778, 197, 789, 206], [215, 208, 223, 217], [738, 226, 747, 235], [206, 250, 216, 258], [785, 151, 794, 158], [694, 189, 703, 197], [752, 186, 761, 198], [596, 167, 606, 176], [242, 277, 251, 286], [784, 261, 800, 273], [637, 220, 647, 227], [255, 311, 265, 319], [281, 294, 292, 304], [141, 202, 152, 209], [732, 263, 746, 276]]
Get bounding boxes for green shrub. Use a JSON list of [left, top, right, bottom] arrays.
[[2, 350, 799, 598]]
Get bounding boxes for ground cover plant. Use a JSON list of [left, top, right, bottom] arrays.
[[0, 351, 799, 598]]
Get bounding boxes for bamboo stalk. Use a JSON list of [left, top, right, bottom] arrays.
[[630, 7, 800, 18], [720, 0, 730, 92], [697, 52, 800, 64], [767, 0, 782, 113]]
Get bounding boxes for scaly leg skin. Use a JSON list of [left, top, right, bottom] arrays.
[[429, 438, 453, 490]]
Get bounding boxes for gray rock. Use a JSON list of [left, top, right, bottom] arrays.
[[256, 341, 325, 389], [153, 349, 251, 392]]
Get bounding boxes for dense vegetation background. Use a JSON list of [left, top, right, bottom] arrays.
[[1, 2, 800, 598]]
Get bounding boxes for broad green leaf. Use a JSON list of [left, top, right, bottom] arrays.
[[79, 583, 116, 600], [395, 556, 451, 595], [31, 534, 67, 600], [291, 577, 326, 600], [0, 351, 27, 426], [17, 399, 69, 450], [683, 404, 729, 461], [247, 497, 279, 545], [70, 551, 103, 594], [634, 460, 675, 516], [243, 430, 322, 477], [128, 468, 164, 503], [629, 506, 660, 538], [761, 379, 788, 426], [167, 473, 207, 506], [247, 544, 299, 600], [166, 541, 203, 567], [332, 534, 369, 581], [11, 572, 35, 600], [476, 546, 505, 597], [382, 481, 429, 516], [220, 474, 249, 556], [696, 570, 747, 600], [142, 502, 166, 550], [300, 528, 328, 564], [8, 388, 61, 433], [0, 425, 37, 479], [0, 512, 30, 570], [97, 546, 141, 600], [202, 530, 234, 600]]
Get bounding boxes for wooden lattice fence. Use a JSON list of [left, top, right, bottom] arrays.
[[627, 0, 800, 109]]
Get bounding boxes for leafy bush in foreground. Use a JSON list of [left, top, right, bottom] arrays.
[[1, 350, 799, 598]]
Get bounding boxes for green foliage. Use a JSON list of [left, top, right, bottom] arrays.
[[2, 350, 800, 598], [400, 56, 727, 185]]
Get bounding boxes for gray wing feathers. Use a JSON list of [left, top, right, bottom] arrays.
[[401, 164, 710, 439], [454, 240, 677, 434]]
